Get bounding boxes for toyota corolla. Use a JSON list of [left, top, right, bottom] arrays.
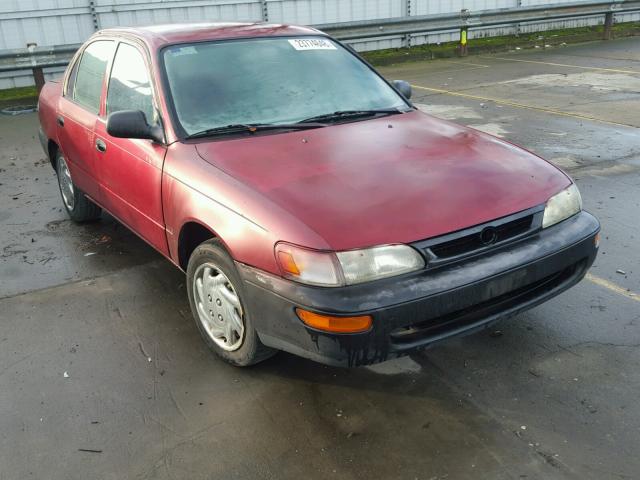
[[38, 23, 600, 367]]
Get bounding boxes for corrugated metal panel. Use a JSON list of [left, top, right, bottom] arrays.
[[0, 0, 87, 11], [0, 15, 94, 50], [519, 16, 601, 33], [267, 0, 404, 24], [0, 0, 94, 50], [413, 0, 517, 16], [521, 0, 585, 4], [619, 11, 640, 21], [97, 3, 263, 29]]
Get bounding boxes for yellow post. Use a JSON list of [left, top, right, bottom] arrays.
[[459, 28, 468, 56]]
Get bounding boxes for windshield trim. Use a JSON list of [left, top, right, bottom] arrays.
[[157, 34, 413, 141]]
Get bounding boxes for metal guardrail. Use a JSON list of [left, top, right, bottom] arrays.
[[318, 0, 640, 40], [1, 0, 639, 93], [0, 45, 79, 72], [0, 44, 80, 96]]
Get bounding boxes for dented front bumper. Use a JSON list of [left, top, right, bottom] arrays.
[[238, 211, 600, 367]]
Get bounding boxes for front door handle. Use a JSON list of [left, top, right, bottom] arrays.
[[57, 115, 64, 127], [95, 138, 107, 153]]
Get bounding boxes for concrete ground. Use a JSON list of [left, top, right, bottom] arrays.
[[1, 37, 639, 480]]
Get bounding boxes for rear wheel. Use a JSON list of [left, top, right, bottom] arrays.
[[186, 239, 276, 366], [55, 150, 101, 222]]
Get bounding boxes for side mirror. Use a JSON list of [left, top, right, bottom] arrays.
[[107, 110, 164, 143], [393, 80, 412, 100]]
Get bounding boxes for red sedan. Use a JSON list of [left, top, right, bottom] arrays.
[[38, 23, 599, 367]]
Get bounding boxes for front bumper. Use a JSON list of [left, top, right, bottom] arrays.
[[238, 211, 600, 367]]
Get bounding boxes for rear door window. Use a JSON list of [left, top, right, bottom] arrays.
[[106, 43, 156, 124], [73, 40, 115, 114]]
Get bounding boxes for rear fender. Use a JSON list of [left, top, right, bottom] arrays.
[[37, 81, 63, 168]]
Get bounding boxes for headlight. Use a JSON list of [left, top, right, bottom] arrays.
[[275, 243, 424, 287], [337, 245, 424, 284], [542, 183, 582, 228]]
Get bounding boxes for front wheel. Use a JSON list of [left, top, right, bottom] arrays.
[[55, 150, 101, 222], [186, 239, 276, 366]]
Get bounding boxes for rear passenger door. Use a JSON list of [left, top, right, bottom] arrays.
[[93, 41, 169, 256], [57, 40, 115, 202]]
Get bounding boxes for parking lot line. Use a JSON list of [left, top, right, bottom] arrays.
[[444, 60, 491, 68], [430, 65, 490, 74], [586, 273, 640, 303], [483, 56, 640, 75], [411, 84, 637, 128]]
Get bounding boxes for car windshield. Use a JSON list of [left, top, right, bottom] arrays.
[[162, 37, 409, 136]]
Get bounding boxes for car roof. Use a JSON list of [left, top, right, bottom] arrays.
[[96, 22, 325, 50]]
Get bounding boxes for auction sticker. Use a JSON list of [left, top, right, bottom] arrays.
[[288, 38, 337, 51]]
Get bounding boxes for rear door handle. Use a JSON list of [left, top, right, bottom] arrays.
[[57, 115, 64, 127], [95, 138, 107, 153]]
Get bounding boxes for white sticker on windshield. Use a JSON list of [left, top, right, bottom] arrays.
[[171, 46, 197, 56], [288, 38, 337, 51]]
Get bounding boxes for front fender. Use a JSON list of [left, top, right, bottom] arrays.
[[162, 143, 329, 274]]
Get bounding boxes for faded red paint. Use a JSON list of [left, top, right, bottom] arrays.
[[38, 23, 571, 276], [194, 111, 569, 251]]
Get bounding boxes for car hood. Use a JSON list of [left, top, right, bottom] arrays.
[[195, 110, 569, 251]]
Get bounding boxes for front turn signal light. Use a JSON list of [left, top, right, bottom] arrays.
[[275, 243, 342, 287], [296, 308, 372, 334]]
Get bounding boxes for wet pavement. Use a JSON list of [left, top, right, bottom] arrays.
[[1, 37, 639, 479]]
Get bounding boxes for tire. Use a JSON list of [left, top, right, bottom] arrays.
[[186, 239, 276, 366], [55, 150, 101, 222]]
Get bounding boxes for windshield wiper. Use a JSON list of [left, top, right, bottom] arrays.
[[185, 122, 326, 140], [297, 108, 404, 124]]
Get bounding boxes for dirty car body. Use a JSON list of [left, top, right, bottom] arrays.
[[37, 23, 600, 367]]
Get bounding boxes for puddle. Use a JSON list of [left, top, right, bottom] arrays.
[[468, 123, 509, 138], [502, 72, 640, 93], [414, 103, 483, 120], [550, 156, 583, 169], [366, 356, 422, 375], [46, 219, 71, 232]]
